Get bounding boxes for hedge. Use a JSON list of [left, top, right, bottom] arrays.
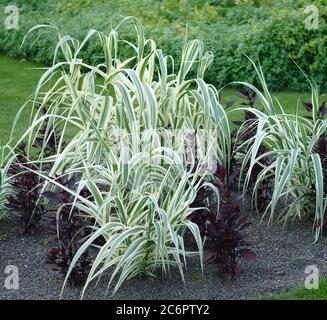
[[0, 0, 326, 91]]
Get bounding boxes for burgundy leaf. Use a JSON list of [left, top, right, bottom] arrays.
[[232, 263, 241, 276], [303, 102, 313, 112], [239, 248, 257, 260], [41, 191, 63, 204], [215, 165, 227, 180], [204, 249, 217, 262]]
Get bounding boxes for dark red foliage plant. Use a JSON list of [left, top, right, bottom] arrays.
[[303, 100, 327, 185], [6, 143, 46, 234], [6, 104, 63, 234], [190, 164, 257, 279], [42, 174, 92, 286], [303, 100, 327, 234]]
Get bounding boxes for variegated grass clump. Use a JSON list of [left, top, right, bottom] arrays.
[[13, 17, 232, 296], [0, 144, 15, 219], [235, 62, 327, 240]]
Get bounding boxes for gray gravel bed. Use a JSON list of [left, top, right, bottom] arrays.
[[0, 216, 326, 300]]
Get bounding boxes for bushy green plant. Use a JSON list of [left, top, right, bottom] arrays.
[[1, 0, 327, 91]]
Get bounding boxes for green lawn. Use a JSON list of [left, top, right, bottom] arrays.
[[0, 56, 43, 143], [220, 88, 318, 116], [261, 277, 327, 300]]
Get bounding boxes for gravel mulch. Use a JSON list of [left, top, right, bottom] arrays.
[[0, 216, 327, 300]]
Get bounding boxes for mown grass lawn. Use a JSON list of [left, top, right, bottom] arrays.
[[261, 277, 327, 300], [220, 88, 320, 117], [0, 56, 43, 143]]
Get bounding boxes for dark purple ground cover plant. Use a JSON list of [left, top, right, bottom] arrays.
[[6, 142, 46, 234], [303, 100, 327, 234], [5, 105, 61, 233], [5, 103, 93, 285], [186, 86, 275, 279], [189, 163, 257, 279], [42, 174, 93, 286]]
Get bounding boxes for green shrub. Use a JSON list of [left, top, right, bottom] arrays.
[[1, 0, 327, 91]]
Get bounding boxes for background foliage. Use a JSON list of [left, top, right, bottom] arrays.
[[0, 0, 327, 91]]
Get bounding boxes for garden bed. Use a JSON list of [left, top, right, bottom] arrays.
[[1, 215, 326, 300], [1, 16, 327, 301]]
